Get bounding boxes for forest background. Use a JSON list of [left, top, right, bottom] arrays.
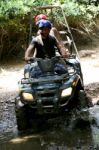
[[0, 0, 99, 61]]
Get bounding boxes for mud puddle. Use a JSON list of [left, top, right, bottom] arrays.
[[0, 97, 99, 150]]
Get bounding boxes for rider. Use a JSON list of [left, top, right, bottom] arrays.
[[25, 19, 68, 60], [35, 14, 61, 39], [24, 20, 68, 77], [34, 14, 69, 54]]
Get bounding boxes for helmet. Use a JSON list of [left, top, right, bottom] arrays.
[[35, 14, 47, 22], [38, 20, 52, 29]]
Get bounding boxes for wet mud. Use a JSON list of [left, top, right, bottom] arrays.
[[0, 86, 99, 149]]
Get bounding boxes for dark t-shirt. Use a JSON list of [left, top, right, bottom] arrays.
[[30, 35, 59, 58]]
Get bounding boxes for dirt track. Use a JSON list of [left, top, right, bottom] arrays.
[[80, 47, 99, 105]]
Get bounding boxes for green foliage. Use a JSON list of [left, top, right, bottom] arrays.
[[58, 0, 99, 33], [0, 0, 52, 19], [76, 0, 89, 5], [0, 0, 99, 22], [0, 0, 29, 19], [0, 0, 99, 61]]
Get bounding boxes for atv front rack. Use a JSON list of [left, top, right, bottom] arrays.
[[21, 74, 68, 84]]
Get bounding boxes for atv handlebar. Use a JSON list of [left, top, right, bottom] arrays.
[[26, 54, 76, 64], [26, 56, 63, 64]]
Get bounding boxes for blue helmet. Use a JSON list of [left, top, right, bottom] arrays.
[[37, 19, 52, 29]]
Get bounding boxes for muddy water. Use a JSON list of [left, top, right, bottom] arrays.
[[0, 104, 99, 150], [0, 57, 99, 149]]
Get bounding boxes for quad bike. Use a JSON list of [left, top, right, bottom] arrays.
[[15, 6, 88, 130]]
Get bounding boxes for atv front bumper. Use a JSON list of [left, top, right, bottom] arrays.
[[16, 73, 83, 114], [16, 94, 72, 114]]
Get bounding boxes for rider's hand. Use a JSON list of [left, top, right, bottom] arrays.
[[61, 49, 70, 58], [25, 57, 33, 62], [60, 47, 70, 58]]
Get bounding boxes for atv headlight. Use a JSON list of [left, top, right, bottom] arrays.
[[61, 87, 72, 97], [68, 67, 74, 74], [22, 93, 34, 101]]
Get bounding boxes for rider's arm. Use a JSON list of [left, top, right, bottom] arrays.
[[50, 27, 62, 42], [25, 44, 35, 61], [55, 39, 70, 58], [25, 38, 36, 61], [50, 27, 69, 57]]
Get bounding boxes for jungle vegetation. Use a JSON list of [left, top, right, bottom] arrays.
[[0, 0, 99, 61]]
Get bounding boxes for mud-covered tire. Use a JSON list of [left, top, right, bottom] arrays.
[[77, 90, 88, 109], [15, 106, 30, 131]]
